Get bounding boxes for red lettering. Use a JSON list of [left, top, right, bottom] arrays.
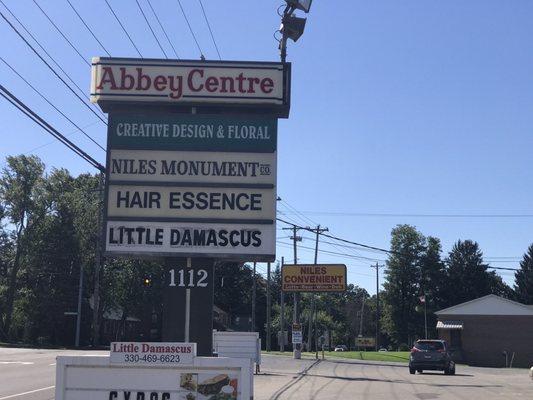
[[260, 78, 274, 94], [236, 73, 246, 93], [246, 77, 260, 93], [188, 69, 204, 92], [219, 77, 235, 93], [96, 67, 117, 89], [154, 75, 167, 91], [205, 76, 218, 92], [168, 76, 183, 99], [119, 68, 135, 90], [136, 68, 151, 90]]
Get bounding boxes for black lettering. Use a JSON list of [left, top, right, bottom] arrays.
[[182, 192, 195, 209], [150, 393, 158, 400], [161, 160, 176, 175], [109, 228, 118, 244], [209, 192, 221, 210], [148, 160, 157, 174], [155, 229, 164, 245], [136, 393, 145, 400], [236, 193, 250, 210], [196, 192, 208, 210], [170, 229, 180, 245], [109, 391, 118, 400], [124, 392, 131, 400], [250, 193, 262, 211], [193, 229, 206, 246], [116, 191, 129, 208], [252, 230, 262, 247], [162, 393, 170, 400], [229, 231, 240, 247], [169, 192, 181, 209], [181, 230, 192, 245], [149, 192, 161, 208], [206, 229, 217, 246], [218, 230, 229, 246]]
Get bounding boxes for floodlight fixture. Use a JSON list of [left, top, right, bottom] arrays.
[[285, 0, 313, 13], [281, 15, 307, 43]]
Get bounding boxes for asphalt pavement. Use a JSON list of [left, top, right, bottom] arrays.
[[0, 348, 530, 400]]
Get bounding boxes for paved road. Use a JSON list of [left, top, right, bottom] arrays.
[[0, 348, 530, 400], [255, 354, 531, 400]]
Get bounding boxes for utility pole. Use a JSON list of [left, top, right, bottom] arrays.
[[75, 263, 84, 347], [282, 225, 302, 359], [91, 172, 104, 346], [252, 262, 256, 332], [266, 262, 271, 351], [307, 225, 328, 357], [371, 262, 384, 351], [280, 257, 285, 352]]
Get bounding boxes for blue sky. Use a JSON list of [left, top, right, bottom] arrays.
[[1, 0, 532, 293]]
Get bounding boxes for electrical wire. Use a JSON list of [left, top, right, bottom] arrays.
[[176, 0, 204, 59], [281, 211, 533, 219], [104, 0, 143, 58], [24, 121, 99, 154], [0, 84, 104, 172], [0, 0, 105, 118], [32, 0, 90, 67], [0, 56, 105, 151], [135, 0, 167, 58], [145, 0, 179, 59], [197, 0, 221, 60], [66, 0, 111, 57], [0, 9, 107, 125]]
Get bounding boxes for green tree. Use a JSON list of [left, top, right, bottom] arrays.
[[514, 244, 533, 304], [443, 240, 505, 307], [0, 155, 46, 339], [382, 225, 425, 346]]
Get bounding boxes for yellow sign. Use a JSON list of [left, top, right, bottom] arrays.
[[355, 337, 375, 347], [282, 264, 347, 292]]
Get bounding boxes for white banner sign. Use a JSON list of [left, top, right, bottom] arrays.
[[107, 185, 275, 220], [56, 355, 251, 400], [91, 58, 288, 106], [105, 220, 275, 259], [110, 342, 196, 366], [109, 149, 276, 185]]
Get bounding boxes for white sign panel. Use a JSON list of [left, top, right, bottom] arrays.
[[109, 149, 276, 185], [56, 355, 251, 400], [110, 342, 195, 366], [91, 58, 288, 106], [105, 220, 275, 259], [107, 185, 275, 220], [292, 331, 303, 344]]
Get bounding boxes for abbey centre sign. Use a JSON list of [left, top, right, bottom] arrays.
[[103, 113, 277, 261], [91, 57, 290, 116]]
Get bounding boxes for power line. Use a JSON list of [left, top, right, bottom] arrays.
[[197, 0, 221, 60], [0, 9, 107, 125], [277, 217, 393, 255], [32, 0, 90, 67], [281, 211, 533, 219], [0, 84, 104, 172], [145, 0, 180, 59], [135, 0, 167, 58], [176, 0, 204, 59], [0, 56, 105, 151], [66, 0, 111, 57], [104, 0, 143, 58], [25, 121, 99, 154], [276, 240, 383, 263], [0, 0, 105, 118]]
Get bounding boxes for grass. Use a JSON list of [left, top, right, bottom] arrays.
[[263, 350, 410, 363]]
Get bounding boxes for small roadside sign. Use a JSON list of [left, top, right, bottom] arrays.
[[110, 342, 195, 365], [282, 264, 347, 292]]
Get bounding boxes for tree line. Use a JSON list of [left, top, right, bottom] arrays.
[[0, 155, 532, 349]]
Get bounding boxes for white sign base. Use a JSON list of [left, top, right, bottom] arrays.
[[55, 355, 251, 400]]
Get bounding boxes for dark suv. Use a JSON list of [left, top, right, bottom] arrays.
[[409, 339, 455, 375]]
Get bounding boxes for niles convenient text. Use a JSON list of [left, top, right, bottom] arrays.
[[95, 67, 276, 99]]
